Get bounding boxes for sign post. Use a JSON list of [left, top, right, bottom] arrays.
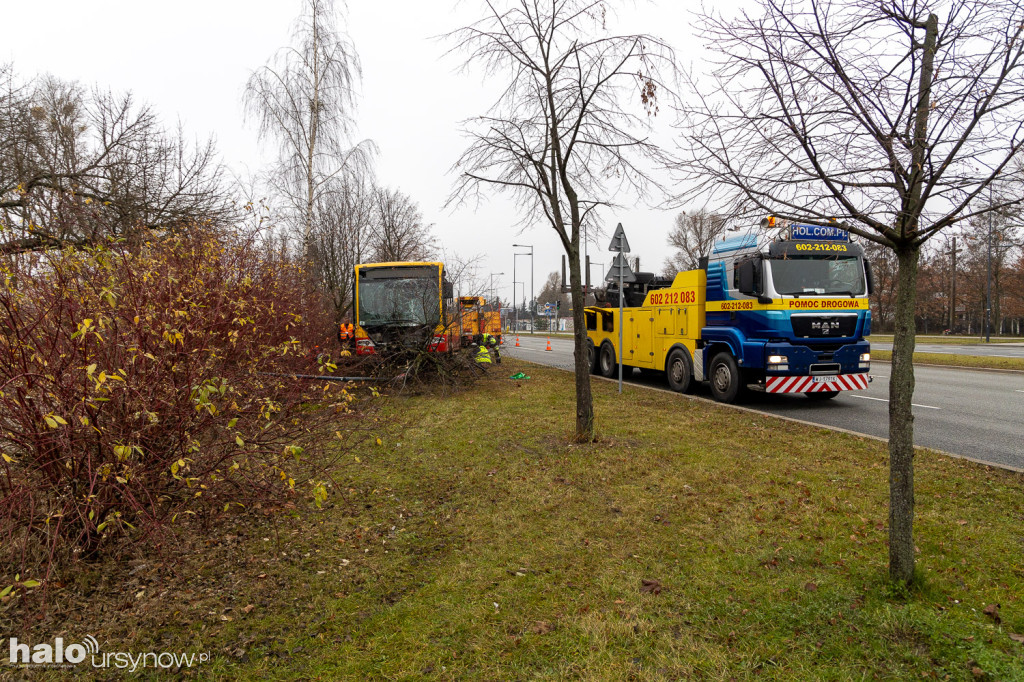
[[606, 223, 634, 394]]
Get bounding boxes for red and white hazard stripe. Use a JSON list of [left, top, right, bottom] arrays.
[[765, 373, 869, 394]]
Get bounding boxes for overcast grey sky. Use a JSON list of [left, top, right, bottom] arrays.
[[4, 0, 714, 303]]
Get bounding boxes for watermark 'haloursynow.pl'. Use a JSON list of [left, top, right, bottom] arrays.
[[8, 635, 209, 672]]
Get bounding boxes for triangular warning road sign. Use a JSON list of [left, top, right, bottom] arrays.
[[605, 253, 637, 283], [608, 223, 631, 253]]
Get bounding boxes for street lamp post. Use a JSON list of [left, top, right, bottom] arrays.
[[513, 281, 523, 332], [490, 272, 504, 305], [513, 244, 533, 334]]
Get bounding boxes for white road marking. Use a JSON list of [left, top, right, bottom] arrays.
[[850, 395, 941, 409]]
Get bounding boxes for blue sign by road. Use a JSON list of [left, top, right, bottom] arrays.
[[790, 224, 850, 242]]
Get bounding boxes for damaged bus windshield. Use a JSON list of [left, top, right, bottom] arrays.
[[357, 265, 441, 327]]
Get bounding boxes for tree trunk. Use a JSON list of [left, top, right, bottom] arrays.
[[888, 244, 919, 584], [567, 242, 595, 441]]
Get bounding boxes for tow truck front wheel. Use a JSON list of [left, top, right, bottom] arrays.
[[599, 342, 618, 378], [665, 348, 693, 393], [709, 352, 742, 403]]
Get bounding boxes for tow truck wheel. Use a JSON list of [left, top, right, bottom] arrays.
[[709, 352, 742, 403], [599, 342, 618, 378], [665, 348, 693, 393], [585, 340, 598, 374], [805, 391, 839, 400]]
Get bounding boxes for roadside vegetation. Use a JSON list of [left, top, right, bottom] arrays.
[[870, 335, 1024, 345], [0, 222, 378, 596], [12, 360, 1022, 679], [871, 350, 1024, 372]]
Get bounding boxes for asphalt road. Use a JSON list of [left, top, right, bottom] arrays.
[[505, 335, 1024, 471], [872, 341, 1024, 358]]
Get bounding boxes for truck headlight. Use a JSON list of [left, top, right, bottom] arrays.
[[859, 352, 870, 369], [768, 355, 787, 364]]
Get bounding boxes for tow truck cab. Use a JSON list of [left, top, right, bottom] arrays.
[[701, 224, 872, 396]]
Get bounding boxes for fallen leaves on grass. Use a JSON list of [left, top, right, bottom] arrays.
[[983, 603, 1001, 624], [1009, 633, 1024, 644], [641, 579, 663, 595]]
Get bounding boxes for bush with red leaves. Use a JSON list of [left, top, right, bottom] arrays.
[[0, 223, 361, 583]]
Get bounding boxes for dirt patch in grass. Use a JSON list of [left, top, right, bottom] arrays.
[[6, 357, 1024, 680]]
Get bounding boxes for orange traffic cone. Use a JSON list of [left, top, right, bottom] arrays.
[[545, 337, 552, 351], [515, 336, 520, 347]]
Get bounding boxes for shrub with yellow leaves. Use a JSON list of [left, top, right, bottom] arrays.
[[0, 224, 367, 581]]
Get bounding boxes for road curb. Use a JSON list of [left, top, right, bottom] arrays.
[[508, 354, 1024, 475]]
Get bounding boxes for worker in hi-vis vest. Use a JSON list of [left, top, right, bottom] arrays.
[[481, 332, 500, 364], [474, 342, 492, 367], [338, 321, 354, 346]]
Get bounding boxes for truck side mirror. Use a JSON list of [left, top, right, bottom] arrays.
[[737, 259, 758, 296], [864, 260, 875, 296]]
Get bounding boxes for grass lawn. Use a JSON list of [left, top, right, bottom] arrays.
[[870, 334, 1024, 345], [18, 359, 1024, 680], [871, 349, 1024, 371]]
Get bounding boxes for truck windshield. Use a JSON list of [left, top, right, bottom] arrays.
[[768, 256, 866, 296], [358, 276, 439, 327]]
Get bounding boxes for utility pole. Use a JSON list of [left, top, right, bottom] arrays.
[[949, 236, 956, 332], [986, 189, 993, 343]]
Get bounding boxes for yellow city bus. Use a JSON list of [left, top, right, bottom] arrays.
[[353, 261, 455, 355]]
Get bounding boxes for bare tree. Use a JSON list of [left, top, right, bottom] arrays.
[[677, 0, 1024, 583], [367, 186, 435, 262], [964, 208, 1023, 333], [664, 208, 728, 275], [244, 0, 374, 249], [440, 249, 487, 299], [446, 0, 676, 441], [537, 270, 570, 309], [0, 67, 232, 255], [864, 241, 899, 330], [307, 174, 375, 320]]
